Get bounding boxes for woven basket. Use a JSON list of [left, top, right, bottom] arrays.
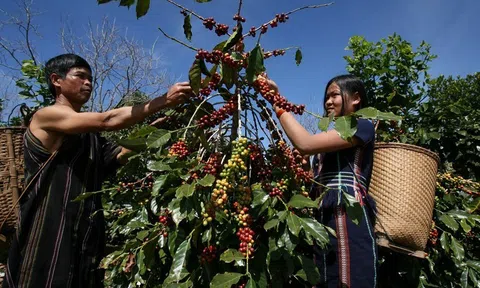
[[369, 142, 439, 251], [0, 127, 26, 233]]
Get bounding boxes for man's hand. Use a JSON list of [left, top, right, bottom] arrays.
[[161, 82, 193, 108]]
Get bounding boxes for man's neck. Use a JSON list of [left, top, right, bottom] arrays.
[[55, 95, 83, 112]]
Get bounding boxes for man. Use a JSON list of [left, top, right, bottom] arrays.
[[3, 54, 192, 287]]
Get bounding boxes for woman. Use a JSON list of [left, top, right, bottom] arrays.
[[266, 74, 377, 287]]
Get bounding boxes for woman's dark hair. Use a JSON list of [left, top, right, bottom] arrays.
[[323, 74, 367, 116], [44, 54, 92, 98]]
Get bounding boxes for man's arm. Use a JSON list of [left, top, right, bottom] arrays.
[[33, 82, 192, 135]]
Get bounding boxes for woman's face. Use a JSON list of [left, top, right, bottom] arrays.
[[324, 82, 359, 116]]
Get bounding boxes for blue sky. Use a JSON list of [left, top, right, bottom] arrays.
[[1, 0, 479, 116]]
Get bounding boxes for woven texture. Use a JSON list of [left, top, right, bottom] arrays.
[[369, 142, 439, 251], [0, 127, 26, 232]]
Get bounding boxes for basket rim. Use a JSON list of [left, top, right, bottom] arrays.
[[374, 142, 440, 165]]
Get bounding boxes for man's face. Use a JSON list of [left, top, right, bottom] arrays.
[[57, 67, 93, 104]]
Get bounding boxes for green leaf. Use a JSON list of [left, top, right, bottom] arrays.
[[197, 174, 215, 187], [137, 249, 146, 275], [343, 192, 363, 225], [460, 219, 471, 233], [287, 194, 319, 208], [119, 0, 134, 7], [220, 63, 234, 89], [210, 272, 243, 288], [128, 126, 156, 139], [468, 269, 478, 287], [176, 183, 196, 198], [213, 40, 227, 52], [439, 214, 459, 232], [246, 44, 265, 84], [354, 107, 402, 121], [98, 0, 113, 3], [220, 249, 245, 263], [170, 238, 191, 282], [467, 261, 480, 272], [439, 232, 449, 253], [300, 255, 320, 285], [147, 129, 171, 148], [189, 59, 202, 95], [318, 117, 331, 132], [117, 138, 146, 151], [252, 185, 268, 207], [295, 269, 307, 282], [147, 161, 171, 172], [152, 174, 176, 196], [286, 213, 302, 236], [195, 0, 211, 2], [136, 0, 150, 18], [199, 59, 211, 77], [136, 230, 149, 241], [450, 235, 465, 262], [461, 268, 468, 288], [295, 49, 303, 66], [334, 116, 358, 142], [158, 234, 166, 249], [298, 217, 329, 247], [223, 24, 243, 52], [264, 219, 279, 231], [183, 14, 192, 41], [72, 190, 104, 202], [202, 228, 212, 243]]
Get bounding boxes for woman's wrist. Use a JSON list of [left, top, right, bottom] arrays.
[[276, 108, 286, 118]]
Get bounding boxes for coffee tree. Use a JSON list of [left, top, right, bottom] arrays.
[[92, 1, 399, 287]]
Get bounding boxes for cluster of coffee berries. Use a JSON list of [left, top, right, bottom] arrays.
[[201, 204, 215, 226], [199, 87, 212, 98], [254, 76, 305, 114], [277, 141, 310, 183], [158, 209, 171, 226], [118, 174, 154, 192], [215, 24, 229, 36], [209, 72, 221, 89], [233, 14, 246, 22], [212, 178, 231, 208], [248, 144, 262, 162], [223, 53, 245, 68], [200, 245, 217, 264], [260, 24, 268, 34], [436, 173, 480, 196], [203, 17, 216, 30], [168, 140, 189, 159], [263, 49, 286, 59], [197, 96, 237, 128], [248, 26, 257, 37], [428, 221, 438, 246], [233, 204, 252, 227], [237, 227, 255, 258], [202, 153, 222, 176], [219, 138, 249, 180], [236, 185, 252, 206], [196, 49, 223, 64]]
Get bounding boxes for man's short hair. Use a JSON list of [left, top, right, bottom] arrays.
[[44, 54, 92, 98]]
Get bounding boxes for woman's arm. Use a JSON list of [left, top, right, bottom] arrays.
[[276, 108, 359, 155]]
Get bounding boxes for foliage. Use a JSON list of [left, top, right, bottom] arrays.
[[422, 173, 480, 288], [92, 1, 392, 287], [344, 34, 437, 143], [418, 74, 480, 180], [345, 34, 480, 287]]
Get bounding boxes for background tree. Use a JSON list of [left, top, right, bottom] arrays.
[[345, 34, 480, 288]]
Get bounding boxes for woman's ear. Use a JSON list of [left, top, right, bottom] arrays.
[[352, 91, 361, 108]]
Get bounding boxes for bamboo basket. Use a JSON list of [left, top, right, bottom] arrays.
[[369, 142, 439, 253], [0, 127, 26, 234]]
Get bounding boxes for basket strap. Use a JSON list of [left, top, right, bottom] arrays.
[[345, 156, 394, 243], [0, 150, 58, 242]]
